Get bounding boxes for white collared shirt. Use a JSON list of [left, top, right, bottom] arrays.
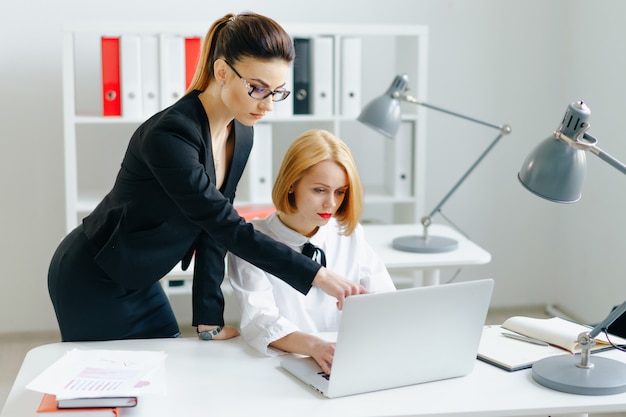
[[227, 212, 396, 355]]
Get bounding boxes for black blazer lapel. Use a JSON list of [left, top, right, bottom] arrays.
[[221, 122, 253, 199]]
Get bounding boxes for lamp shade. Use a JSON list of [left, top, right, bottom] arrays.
[[518, 136, 587, 203], [518, 101, 593, 203], [357, 74, 409, 138]]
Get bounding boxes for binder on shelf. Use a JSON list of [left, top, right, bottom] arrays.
[[119, 34, 142, 119], [387, 122, 413, 198], [265, 62, 293, 119], [100, 36, 121, 116], [311, 36, 334, 116], [141, 34, 160, 117], [184, 36, 201, 89], [72, 32, 102, 116], [245, 124, 273, 203], [340, 36, 362, 117], [160, 34, 185, 108], [293, 38, 311, 115]]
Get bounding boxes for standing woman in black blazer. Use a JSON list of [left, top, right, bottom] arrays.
[[48, 11, 366, 342]]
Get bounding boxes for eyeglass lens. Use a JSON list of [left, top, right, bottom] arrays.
[[249, 87, 290, 102]]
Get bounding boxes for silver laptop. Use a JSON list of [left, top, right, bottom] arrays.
[[281, 278, 494, 398]]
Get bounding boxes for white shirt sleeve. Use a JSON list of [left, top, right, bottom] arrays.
[[354, 224, 396, 292], [227, 251, 300, 356]]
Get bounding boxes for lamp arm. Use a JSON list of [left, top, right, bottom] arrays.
[[588, 298, 626, 340], [573, 298, 626, 369], [395, 92, 511, 133], [421, 131, 507, 233], [395, 92, 513, 235], [555, 131, 626, 177], [566, 132, 626, 364], [589, 145, 626, 177]]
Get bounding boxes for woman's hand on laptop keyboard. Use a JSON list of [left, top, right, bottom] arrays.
[[271, 332, 335, 375], [311, 340, 336, 375]]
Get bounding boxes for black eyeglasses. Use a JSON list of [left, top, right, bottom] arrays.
[[223, 60, 291, 102]]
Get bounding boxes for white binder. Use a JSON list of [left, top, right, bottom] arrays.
[[386, 122, 413, 197], [245, 124, 273, 203], [160, 34, 185, 109], [141, 34, 160, 118], [120, 34, 142, 119], [340, 36, 362, 117], [312, 36, 334, 116], [266, 63, 293, 119]]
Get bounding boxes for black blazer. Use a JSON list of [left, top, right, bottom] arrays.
[[82, 91, 319, 325]]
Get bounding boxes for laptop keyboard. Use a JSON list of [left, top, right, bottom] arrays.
[[317, 371, 330, 381]]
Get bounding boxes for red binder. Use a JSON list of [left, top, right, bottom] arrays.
[[101, 37, 121, 116], [184, 37, 201, 89]]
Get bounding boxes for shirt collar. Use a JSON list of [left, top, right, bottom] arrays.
[[266, 212, 330, 248]]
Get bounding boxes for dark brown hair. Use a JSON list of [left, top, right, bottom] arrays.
[[186, 12, 295, 93]]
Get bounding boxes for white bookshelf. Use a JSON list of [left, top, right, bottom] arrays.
[[62, 22, 429, 290]]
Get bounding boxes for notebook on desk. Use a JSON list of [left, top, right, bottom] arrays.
[[281, 278, 494, 398]]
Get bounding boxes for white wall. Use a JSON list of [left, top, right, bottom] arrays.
[[1, 0, 623, 334]]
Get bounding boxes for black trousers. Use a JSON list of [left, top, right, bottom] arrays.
[[48, 225, 180, 341]]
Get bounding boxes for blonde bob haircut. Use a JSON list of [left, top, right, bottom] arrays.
[[272, 129, 363, 235]]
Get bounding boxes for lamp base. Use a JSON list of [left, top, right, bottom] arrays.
[[391, 235, 458, 253], [532, 354, 626, 395]]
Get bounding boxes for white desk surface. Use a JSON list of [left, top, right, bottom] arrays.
[[4, 337, 626, 417], [362, 223, 491, 270]]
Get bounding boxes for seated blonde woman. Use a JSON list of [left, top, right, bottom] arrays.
[[228, 129, 395, 374]]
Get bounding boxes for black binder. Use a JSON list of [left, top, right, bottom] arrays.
[[293, 38, 311, 114]]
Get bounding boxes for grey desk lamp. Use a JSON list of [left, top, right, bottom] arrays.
[[358, 74, 511, 253], [519, 100, 626, 395]]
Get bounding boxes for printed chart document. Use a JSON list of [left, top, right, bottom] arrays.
[[27, 349, 167, 400], [478, 316, 626, 371]]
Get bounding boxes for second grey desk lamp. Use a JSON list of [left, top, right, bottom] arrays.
[[519, 100, 626, 395], [358, 74, 511, 253]]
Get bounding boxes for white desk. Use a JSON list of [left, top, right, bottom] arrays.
[[363, 223, 491, 285], [3, 337, 626, 417]]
